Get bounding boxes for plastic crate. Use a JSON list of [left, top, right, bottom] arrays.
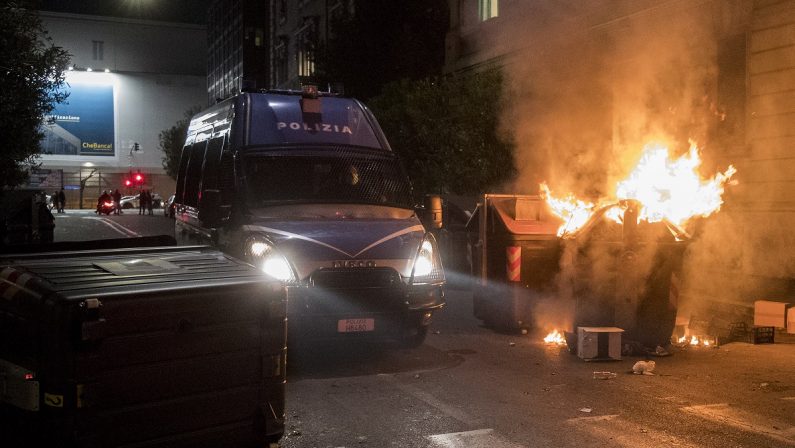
[[752, 326, 775, 344]]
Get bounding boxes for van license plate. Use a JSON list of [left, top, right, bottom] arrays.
[[338, 318, 375, 333]]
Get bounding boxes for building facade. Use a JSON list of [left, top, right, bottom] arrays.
[[270, 0, 352, 90], [207, 0, 270, 103], [444, 0, 795, 318], [37, 12, 207, 208]]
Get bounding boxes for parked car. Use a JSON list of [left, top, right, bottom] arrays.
[[163, 194, 176, 218], [120, 193, 162, 209]]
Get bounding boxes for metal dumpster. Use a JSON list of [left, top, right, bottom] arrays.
[[470, 194, 562, 331], [0, 245, 286, 447], [564, 200, 689, 348], [0, 189, 55, 248], [470, 194, 688, 348]]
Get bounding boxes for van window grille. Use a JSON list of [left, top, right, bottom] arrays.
[[243, 148, 413, 208]]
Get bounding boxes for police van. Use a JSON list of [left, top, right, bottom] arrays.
[[173, 86, 445, 346]]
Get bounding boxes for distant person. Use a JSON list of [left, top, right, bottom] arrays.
[[112, 189, 122, 215], [138, 189, 146, 215], [147, 190, 154, 215], [57, 189, 65, 213], [96, 190, 111, 214]]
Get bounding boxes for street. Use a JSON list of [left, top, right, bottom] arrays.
[[51, 212, 795, 447], [283, 286, 795, 448], [52, 208, 175, 242]]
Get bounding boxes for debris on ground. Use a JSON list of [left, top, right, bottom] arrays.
[[632, 360, 656, 375], [579, 408, 592, 413], [509, 342, 516, 347], [593, 371, 617, 380]]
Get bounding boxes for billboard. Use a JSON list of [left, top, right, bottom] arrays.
[[41, 80, 115, 157]]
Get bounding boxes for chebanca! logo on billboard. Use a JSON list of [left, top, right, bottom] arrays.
[[40, 81, 115, 157]]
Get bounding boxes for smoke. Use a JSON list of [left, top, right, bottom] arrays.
[[462, 2, 784, 338], [495, 2, 722, 200]]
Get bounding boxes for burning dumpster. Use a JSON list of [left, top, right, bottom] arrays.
[[470, 195, 688, 348], [472, 142, 734, 349], [562, 200, 690, 348], [0, 246, 286, 447], [469, 194, 562, 331]]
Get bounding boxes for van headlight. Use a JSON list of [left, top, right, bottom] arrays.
[[245, 238, 297, 283], [410, 233, 445, 285]]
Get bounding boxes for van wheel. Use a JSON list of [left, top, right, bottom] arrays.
[[400, 325, 428, 348]]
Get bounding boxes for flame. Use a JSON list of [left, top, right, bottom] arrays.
[[540, 183, 595, 237], [678, 334, 713, 346], [543, 329, 567, 345], [542, 142, 736, 235]]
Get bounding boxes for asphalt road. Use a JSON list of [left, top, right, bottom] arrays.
[[283, 290, 795, 448], [50, 211, 795, 447], [52, 208, 175, 242]]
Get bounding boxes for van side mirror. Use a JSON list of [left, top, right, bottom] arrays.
[[199, 189, 221, 227], [424, 194, 443, 229]]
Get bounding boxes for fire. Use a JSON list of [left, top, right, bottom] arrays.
[[540, 183, 595, 236], [543, 329, 567, 345], [542, 142, 736, 235], [677, 334, 713, 346]]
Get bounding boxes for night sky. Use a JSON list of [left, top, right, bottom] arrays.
[[35, 0, 213, 25]]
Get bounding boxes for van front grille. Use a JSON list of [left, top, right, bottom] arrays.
[[309, 268, 400, 289]]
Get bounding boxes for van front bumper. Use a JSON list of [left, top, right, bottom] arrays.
[[285, 278, 444, 341]]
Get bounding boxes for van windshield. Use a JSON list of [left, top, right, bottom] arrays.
[[243, 150, 414, 209]]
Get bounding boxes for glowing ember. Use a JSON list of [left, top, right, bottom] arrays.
[[542, 142, 736, 235], [543, 329, 567, 345]]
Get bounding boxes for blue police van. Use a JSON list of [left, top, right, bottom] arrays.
[[173, 87, 445, 346]]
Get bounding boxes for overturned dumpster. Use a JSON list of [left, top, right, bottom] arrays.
[[0, 246, 286, 447], [470, 194, 689, 348]]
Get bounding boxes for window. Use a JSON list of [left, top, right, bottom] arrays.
[[243, 151, 414, 209], [278, 0, 287, 23], [92, 40, 104, 60], [175, 140, 193, 205], [274, 36, 288, 86], [201, 136, 225, 192], [254, 28, 264, 47], [479, 0, 498, 21], [328, 1, 348, 37], [716, 34, 746, 153], [184, 140, 208, 207], [295, 18, 317, 78]]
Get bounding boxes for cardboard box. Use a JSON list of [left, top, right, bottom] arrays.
[[754, 300, 789, 328], [577, 327, 623, 361], [788, 307, 795, 334]]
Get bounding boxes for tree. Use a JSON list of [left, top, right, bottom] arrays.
[[369, 69, 515, 197], [315, 0, 448, 101], [159, 106, 202, 180], [0, 1, 70, 189], [78, 168, 97, 209]]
